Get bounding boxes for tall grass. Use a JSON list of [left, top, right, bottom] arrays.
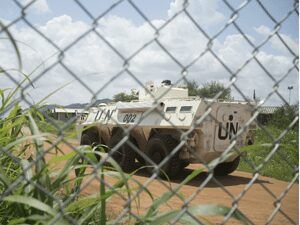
[[0, 82, 132, 224], [239, 123, 298, 181]]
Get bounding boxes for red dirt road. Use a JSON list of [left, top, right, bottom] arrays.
[[80, 167, 298, 224], [49, 141, 299, 224]]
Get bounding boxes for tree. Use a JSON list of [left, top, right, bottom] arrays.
[[185, 80, 199, 97], [113, 91, 138, 102], [199, 81, 231, 99], [185, 80, 232, 100]]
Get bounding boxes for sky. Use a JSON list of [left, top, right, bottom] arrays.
[[0, 0, 298, 106]]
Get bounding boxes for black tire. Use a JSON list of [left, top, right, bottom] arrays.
[[145, 134, 183, 178], [182, 161, 190, 168], [213, 156, 240, 176], [80, 133, 98, 146], [108, 131, 136, 173], [136, 153, 146, 166]]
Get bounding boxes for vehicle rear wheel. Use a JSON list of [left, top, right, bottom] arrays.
[[145, 134, 183, 178], [108, 131, 136, 173], [213, 156, 240, 176]]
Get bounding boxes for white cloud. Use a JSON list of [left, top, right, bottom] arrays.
[[168, 0, 224, 27], [0, 0, 298, 106], [22, 0, 50, 14], [254, 25, 299, 55]]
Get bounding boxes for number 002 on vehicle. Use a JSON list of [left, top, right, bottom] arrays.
[[119, 113, 140, 124]]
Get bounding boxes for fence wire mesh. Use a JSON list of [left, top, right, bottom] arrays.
[[0, 0, 299, 224]]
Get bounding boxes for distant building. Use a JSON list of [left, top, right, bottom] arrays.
[[50, 108, 89, 122], [257, 106, 280, 125]]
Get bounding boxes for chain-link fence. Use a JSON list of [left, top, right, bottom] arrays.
[[0, 0, 299, 224]]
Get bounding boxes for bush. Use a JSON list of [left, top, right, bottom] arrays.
[[113, 91, 138, 102], [185, 80, 232, 100], [239, 125, 298, 181], [239, 144, 298, 181], [270, 104, 298, 130]]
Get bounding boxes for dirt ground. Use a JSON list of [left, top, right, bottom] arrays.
[[47, 141, 299, 225]]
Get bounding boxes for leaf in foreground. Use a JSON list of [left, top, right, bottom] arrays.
[[3, 195, 57, 216]]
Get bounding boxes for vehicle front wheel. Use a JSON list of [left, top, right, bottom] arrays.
[[108, 131, 136, 173], [213, 156, 240, 176], [80, 133, 98, 146], [145, 134, 183, 178]]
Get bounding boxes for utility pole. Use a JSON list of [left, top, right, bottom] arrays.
[[288, 86, 293, 105]]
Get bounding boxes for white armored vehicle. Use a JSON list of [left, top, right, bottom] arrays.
[[77, 80, 254, 177]]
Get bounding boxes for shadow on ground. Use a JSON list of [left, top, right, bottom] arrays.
[[134, 166, 270, 188]]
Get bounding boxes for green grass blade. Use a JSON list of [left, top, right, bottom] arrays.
[[7, 217, 27, 225], [3, 195, 57, 216], [27, 113, 53, 204], [20, 159, 34, 194], [100, 166, 106, 225], [48, 151, 77, 165], [0, 166, 11, 188], [144, 167, 204, 219], [4, 134, 49, 150]]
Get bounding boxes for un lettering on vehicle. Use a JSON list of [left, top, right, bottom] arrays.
[[218, 121, 239, 140], [94, 109, 115, 122], [214, 107, 242, 151]]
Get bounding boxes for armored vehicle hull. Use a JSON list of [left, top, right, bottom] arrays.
[[77, 81, 254, 177]]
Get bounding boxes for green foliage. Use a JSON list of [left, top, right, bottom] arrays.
[[0, 78, 125, 224], [186, 80, 199, 97], [37, 119, 77, 139], [198, 81, 232, 100], [0, 81, 35, 223], [185, 80, 232, 100], [0, 106, 129, 224], [239, 125, 298, 181], [239, 144, 298, 181], [113, 91, 138, 102]]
